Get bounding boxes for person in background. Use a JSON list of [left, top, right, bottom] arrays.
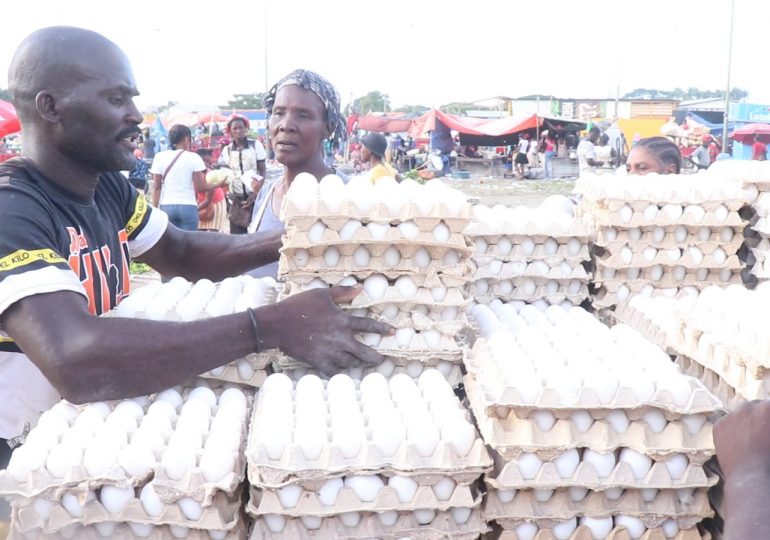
[[527, 136, 540, 169], [625, 136, 682, 175], [514, 134, 529, 178], [594, 133, 617, 171], [0, 27, 393, 498], [752, 138, 767, 161], [141, 128, 156, 163], [246, 69, 349, 277], [219, 114, 267, 234], [195, 148, 228, 233], [150, 124, 219, 231], [158, 136, 169, 152], [576, 126, 605, 177], [361, 132, 399, 183], [541, 130, 557, 179], [127, 148, 149, 191], [689, 136, 712, 170]]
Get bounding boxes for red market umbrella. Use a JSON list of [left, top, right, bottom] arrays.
[[730, 123, 770, 144], [169, 111, 228, 126], [0, 99, 21, 138]]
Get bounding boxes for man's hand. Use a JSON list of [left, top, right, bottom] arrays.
[[256, 286, 394, 376], [714, 400, 770, 539]]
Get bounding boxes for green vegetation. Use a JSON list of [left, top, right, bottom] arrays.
[[129, 261, 152, 275]]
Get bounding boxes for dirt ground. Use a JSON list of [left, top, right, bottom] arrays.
[[443, 176, 576, 208]]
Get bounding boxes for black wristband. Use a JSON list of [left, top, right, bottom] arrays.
[[247, 308, 263, 353]]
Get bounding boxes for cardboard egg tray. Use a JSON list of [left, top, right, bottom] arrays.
[[463, 221, 593, 241], [248, 506, 488, 540], [591, 287, 701, 310], [245, 481, 479, 517], [280, 280, 469, 307], [611, 303, 675, 354], [675, 355, 747, 411], [485, 449, 718, 492], [465, 376, 714, 463], [272, 357, 465, 387], [463, 345, 723, 418], [469, 280, 590, 306], [672, 337, 769, 402], [471, 242, 592, 265], [281, 224, 472, 253], [597, 274, 742, 295], [483, 487, 713, 523], [594, 249, 742, 271], [11, 489, 241, 535], [281, 197, 472, 233], [245, 408, 492, 489], [578, 194, 746, 213], [198, 366, 270, 389], [752, 216, 770, 235], [0, 387, 251, 504], [7, 512, 248, 539], [594, 226, 744, 251], [472, 261, 589, 281], [493, 525, 706, 540]]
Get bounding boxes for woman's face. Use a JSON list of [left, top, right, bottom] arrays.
[[626, 146, 675, 175], [229, 119, 248, 142], [268, 85, 330, 168]]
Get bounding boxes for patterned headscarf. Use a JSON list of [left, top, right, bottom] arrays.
[[263, 69, 346, 142]]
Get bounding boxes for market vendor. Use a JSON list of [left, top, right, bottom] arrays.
[[0, 27, 393, 467], [361, 132, 399, 184], [625, 137, 682, 175]]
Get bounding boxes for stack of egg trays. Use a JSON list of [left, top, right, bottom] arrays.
[[465, 214, 593, 307], [1, 386, 252, 539], [244, 379, 492, 539], [580, 190, 747, 310], [463, 335, 723, 539], [105, 276, 281, 388], [276, 194, 474, 377], [669, 309, 770, 404]]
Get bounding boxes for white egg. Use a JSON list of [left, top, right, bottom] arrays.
[[532, 410, 556, 431], [407, 420, 440, 457], [606, 409, 630, 433], [397, 221, 420, 239], [697, 226, 712, 242], [394, 276, 418, 299], [383, 246, 401, 267], [62, 491, 95, 518], [496, 489, 516, 503], [288, 173, 318, 212], [442, 249, 460, 266], [521, 237, 536, 255], [681, 414, 706, 435], [322, 246, 341, 267], [388, 475, 419, 503], [353, 245, 371, 267], [32, 498, 54, 521], [200, 447, 235, 483], [473, 237, 488, 254], [620, 246, 633, 265], [264, 514, 287, 533], [583, 449, 616, 478], [619, 205, 634, 224], [347, 177, 375, 213], [642, 409, 667, 434], [665, 248, 681, 262], [45, 442, 83, 478], [315, 477, 344, 506], [517, 452, 543, 480], [642, 204, 658, 221], [118, 443, 156, 477], [307, 220, 327, 243], [139, 483, 165, 516], [346, 475, 385, 502], [604, 227, 618, 242], [714, 204, 729, 223], [169, 525, 190, 538], [652, 226, 666, 242], [378, 511, 399, 526], [641, 487, 658, 502], [340, 511, 362, 527], [277, 484, 304, 509], [629, 227, 643, 241], [261, 373, 294, 395], [665, 453, 689, 480], [662, 519, 680, 538], [615, 515, 645, 539], [300, 516, 323, 530], [554, 448, 580, 479], [413, 246, 432, 268], [339, 219, 363, 240], [161, 444, 197, 480], [332, 424, 366, 458], [362, 274, 388, 301], [319, 174, 348, 212], [83, 437, 122, 477], [642, 247, 658, 262], [720, 227, 735, 242], [684, 204, 706, 223], [100, 485, 135, 514], [155, 388, 184, 411], [580, 516, 614, 539], [413, 509, 436, 525], [440, 420, 475, 457], [495, 237, 513, 256], [514, 522, 538, 540], [366, 222, 390, 240], [432, 222, 451, 243], [713, 247, 727, 265], [619, 448, 652, 480]]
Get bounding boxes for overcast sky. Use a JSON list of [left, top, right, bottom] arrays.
[[0, 0, 762, 111]]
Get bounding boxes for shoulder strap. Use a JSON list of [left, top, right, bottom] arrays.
[[162, 150, 185, 181], [247, 182, 278, 234]]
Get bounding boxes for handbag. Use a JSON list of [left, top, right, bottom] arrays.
[[227, 182, 257, 228]]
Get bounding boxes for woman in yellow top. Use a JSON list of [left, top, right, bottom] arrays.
[[361, 132, 399, 183]]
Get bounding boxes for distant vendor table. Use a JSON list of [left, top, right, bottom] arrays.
[[455, 156, 505, 176]]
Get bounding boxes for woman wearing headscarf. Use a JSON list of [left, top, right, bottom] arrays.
[[219, 114, 268, 234], [246, 69, 347, 277]]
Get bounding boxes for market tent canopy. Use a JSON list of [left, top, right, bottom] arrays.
[[357, 113, 414, 133], [167, 111, 228, 126], [730, 122, 770, 144], [0, 100, 21, 138], [409, 109, 539, 138]]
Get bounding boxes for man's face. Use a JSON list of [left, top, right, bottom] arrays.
[[268, 85, 330, 169], [360, 146, 371, 162], [55, 46, 142, 172]]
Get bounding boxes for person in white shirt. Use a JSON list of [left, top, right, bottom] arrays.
[[576, 127, 605, 177], [514, 134, 530, 178], [150, 124, 221, 231], [527, 138, 540, 168]]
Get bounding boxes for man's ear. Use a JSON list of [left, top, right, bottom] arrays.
[[34, 91, 60, 123]]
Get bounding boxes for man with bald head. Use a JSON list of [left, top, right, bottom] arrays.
[[0, 27, 391, 475]]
